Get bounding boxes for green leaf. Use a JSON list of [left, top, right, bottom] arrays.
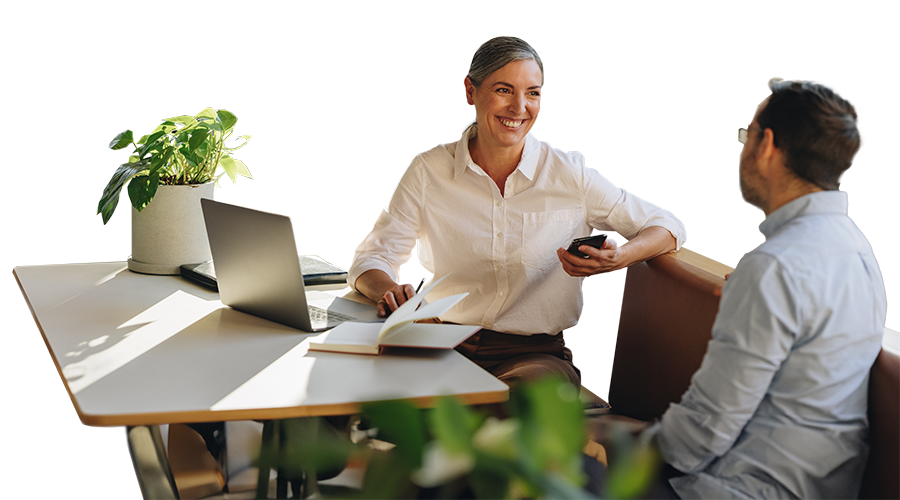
[[148, 146, 173, 176], [97, 159, 150, 224], [224, 134, 251, 153], [175, 130, 190, 147], [219, 155, 238, 183], [512, 378, 585, 481], [163, 115, 195, 126], [127, 173, 159, 212], [468, 469, 510, 500], [538, 472, 598, 499], [429, 397, 479, 455], [137, 130, 166, 159], [468, 456, 513, 499], [188, 128, 209, 152], [217, 109, 237, 131], [472, 417, 519, 460], [179, 146, 199, 168], [233, 159, 252, 179], [219, 155, 253, 182], [606, 446, 660, 500], [109, 130, 133, 150], [145, 130, 166, 144], [188, 151, 203, 171], [195, 107, 216, 120], [362, 400, 427, 468], [194, 137, 212, 160], [358, 448, 416, 498]]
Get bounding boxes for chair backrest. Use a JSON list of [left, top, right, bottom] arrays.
[[858, 348, 900, 500], [608, 248, 728, 420]]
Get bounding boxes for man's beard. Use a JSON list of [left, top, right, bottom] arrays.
[[739, 151, 766, 210]]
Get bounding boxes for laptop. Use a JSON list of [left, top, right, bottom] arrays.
[[200, 199, 380, 332]]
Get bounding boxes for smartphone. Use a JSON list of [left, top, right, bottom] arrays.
[[566, 234, 608, 258]]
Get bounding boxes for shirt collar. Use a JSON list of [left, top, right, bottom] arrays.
[[759, 191, 849, 239], [453, 123, 540, 180]]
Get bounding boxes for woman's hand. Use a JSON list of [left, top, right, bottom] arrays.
[[556, 238, 624, 277], [354, 269, 416, 317], [376, 283, 417, 317], [556, 226, 677, 278]]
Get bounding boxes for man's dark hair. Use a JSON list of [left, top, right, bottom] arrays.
[[756, 78, 860, 190]]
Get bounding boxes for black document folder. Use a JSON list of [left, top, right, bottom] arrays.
[[181, 255, 349, 292]]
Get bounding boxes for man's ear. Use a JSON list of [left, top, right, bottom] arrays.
[[757, 128, 781, 172]]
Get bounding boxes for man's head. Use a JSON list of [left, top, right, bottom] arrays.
[[739, 79, 860, 213]]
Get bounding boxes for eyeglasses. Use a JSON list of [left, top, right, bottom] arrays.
[[738, 127, 762, 144]]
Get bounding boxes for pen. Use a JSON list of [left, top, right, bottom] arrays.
[[415, 278, 425, 294]]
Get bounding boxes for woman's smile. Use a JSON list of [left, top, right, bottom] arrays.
[[498, 117, 525, 128]]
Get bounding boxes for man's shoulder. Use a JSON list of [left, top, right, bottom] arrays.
[[733, 210, 885, 321], [757, 211, 874, 270], [730, 250, 784, 289]]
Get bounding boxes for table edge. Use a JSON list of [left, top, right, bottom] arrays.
[[77, 390, 509, 427]]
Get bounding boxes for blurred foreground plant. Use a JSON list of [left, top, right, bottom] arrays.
[[276, 377, 661, 499]]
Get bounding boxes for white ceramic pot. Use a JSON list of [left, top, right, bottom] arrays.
[[127, 183, 214, 275]]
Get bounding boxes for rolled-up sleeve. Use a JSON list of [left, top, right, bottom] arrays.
[[582, 167, 686, 250], [654, 253, 796, 473], [348, 158, 424, 292]]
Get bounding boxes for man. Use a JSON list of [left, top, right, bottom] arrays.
[[651, 79, 887, 498]]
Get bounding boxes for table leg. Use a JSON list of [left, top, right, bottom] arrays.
[[126, 425, 180, 500], [302, 418, 320, 498], [276, 439, 288, 498], [256, 418, 324, 499]]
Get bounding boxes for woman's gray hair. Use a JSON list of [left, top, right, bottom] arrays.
[[467, 36, 543, 87]]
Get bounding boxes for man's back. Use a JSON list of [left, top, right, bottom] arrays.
[[657, 191, 886, 498]]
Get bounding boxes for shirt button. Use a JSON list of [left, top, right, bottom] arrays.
[[499, 291, 505, 297], [496, 200, 502, 207], [497, 232, 503, 238], [485, 321, 493, 328], [496, 264, 502, 270]]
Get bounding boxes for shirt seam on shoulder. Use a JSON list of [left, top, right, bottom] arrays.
[[748, 250, 806, 334]]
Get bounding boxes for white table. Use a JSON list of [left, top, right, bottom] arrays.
[[13, 262, 508, 497]]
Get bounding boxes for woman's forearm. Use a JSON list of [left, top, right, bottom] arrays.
[[355, 269, 397, 303], [620, 226, 677, 267]]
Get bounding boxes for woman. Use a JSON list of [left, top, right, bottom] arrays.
[[349, 37, 685, 388]]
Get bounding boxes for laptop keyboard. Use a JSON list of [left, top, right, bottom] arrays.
[[309, 305, 355, 324]]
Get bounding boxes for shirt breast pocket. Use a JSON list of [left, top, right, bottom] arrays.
[[521, 210, 579, 270]]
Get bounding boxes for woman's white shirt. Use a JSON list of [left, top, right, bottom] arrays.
[[349, 125, 686, 335]]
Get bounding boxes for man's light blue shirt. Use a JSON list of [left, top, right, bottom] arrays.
[[654, 191, 886, 499]]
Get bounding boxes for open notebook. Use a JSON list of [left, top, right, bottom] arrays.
[[309, 275, 479, 355]]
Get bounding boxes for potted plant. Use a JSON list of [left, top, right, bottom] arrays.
[[97, 108, 252, 274]]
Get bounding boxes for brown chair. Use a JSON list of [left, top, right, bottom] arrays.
[[606, 248, 729, 421], [858, 348, 900, 500]]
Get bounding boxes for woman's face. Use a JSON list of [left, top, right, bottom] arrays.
[[466, 58, 542, 152]]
